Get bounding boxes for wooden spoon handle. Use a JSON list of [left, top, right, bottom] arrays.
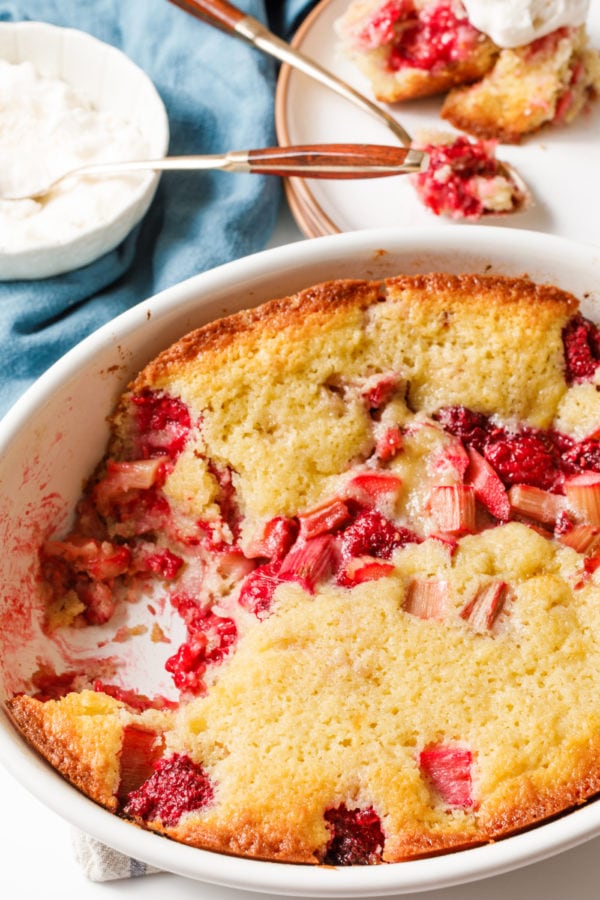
[[245, 145, 425, 179], [168, 0, 246, 33]]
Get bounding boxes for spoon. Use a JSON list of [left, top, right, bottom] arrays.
[[0, 145, 427, 203], [169, 0, 531, 217]]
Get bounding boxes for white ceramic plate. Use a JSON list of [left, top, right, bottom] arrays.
[[276, 0, 600, 241], [1, 227, 600, 896]]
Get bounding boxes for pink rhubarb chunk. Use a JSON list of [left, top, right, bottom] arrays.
[[428, 484, 475, 534], [564, 472, 600, 526], [403, 579, 449, 620], [460, 581, 508, 633], [466, 447, 510, 521], [419, 743, 474, 808]]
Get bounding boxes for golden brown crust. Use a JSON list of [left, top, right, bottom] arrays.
[[128, 280, 382, 393], [128, 274, 577, 394], [7, 692, 123, 811], [167, 817, 321, 864], [365, 47, 498, 103]]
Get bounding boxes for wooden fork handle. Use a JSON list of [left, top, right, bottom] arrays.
[[244, 145, 425, 178], [168, 0, 247, 33]]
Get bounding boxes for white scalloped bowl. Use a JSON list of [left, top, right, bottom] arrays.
[[1, 227, 600, 895], [0, 21, 169, 280]]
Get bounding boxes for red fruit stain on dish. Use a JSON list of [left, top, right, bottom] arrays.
[[124, 753, 214, 825], [324, 805, 385, 865]]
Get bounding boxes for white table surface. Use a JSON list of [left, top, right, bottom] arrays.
[[3, 198, 600, 899]]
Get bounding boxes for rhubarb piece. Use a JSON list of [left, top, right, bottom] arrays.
[[361, 371, 401, 410], [428, 484, 476, 534], [337, 555, 395, 587], [246, 516, 299, 560], [374, 425, 403, 462], [279, 535, 337, 593], [432, 437, 470, 480], [564, 472, 600, 525], [562, 314, 600, 384], [460, 581, 508, 633], [465, 447, 510, 521], [558, 523, 600, 554], [403, 579, 449, 620], [298, 498, 351, 540], [124, 753, 213, 826], [508, 484, 566, 526], [345, 471, 402, 506], [340, 509, 420, 560], [93, 457, 168, 516], [419, 743, 474, 808], [117, 724, 165, 805], [324, 805, 384, 866], [41, 536, 131, 581]]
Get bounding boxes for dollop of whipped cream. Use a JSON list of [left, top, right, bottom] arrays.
[[462, 0, 590, 48], [0, 59, 151, 255]]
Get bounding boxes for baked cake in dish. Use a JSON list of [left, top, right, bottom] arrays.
[[336, 0, 600, 141], [9, 273, 600, 865]]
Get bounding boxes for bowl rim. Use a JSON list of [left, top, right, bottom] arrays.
[[2, 225, 600, 895], [0, 20, 169, 280]]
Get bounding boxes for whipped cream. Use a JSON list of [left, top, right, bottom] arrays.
[[0, 60, 151, 256], [462, 0, 590, 48]]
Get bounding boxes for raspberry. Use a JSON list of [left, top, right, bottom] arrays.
[[340, 509, 420, 560], [562, 315, 600, 383], [561, 438, 600, 473], [483, 434, 559, 490], [324, 805, 384, 865], [389, 2, 478, 70], [124, 753, 213, 826], [131, 390, 192, 459], [435, 406, 492, 453]]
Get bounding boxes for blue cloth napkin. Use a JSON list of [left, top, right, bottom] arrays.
[[0, 0, 316, 417]]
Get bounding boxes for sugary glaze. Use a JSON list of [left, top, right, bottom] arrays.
[[336, 0, 600, 141], [9, 273, 600, 865]]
